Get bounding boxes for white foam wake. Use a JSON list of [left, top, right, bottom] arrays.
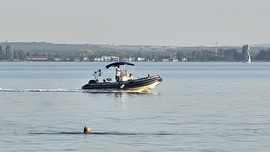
[[0, 88, 80, 92], [0, 87, 157, 94]]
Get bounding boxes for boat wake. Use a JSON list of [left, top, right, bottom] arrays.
[[0, 88, 80, 92], [0, 87, 158, 94]]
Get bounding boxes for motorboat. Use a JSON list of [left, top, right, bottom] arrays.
[[82, 62, 163, 92]]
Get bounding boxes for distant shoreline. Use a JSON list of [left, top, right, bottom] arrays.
[[1, 42, 270, 62]]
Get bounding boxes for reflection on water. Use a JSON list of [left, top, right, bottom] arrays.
[[113, 92, 157, 99], [83, 91, 158, 98], [83, 91, 160, 110]]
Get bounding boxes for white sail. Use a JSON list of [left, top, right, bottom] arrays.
[[247, 47, 251, 63], [242, 45, 251, 63]]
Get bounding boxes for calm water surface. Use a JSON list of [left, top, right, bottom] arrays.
[[1, 62, 270, 151]]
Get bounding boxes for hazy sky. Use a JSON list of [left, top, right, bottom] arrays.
[[0, 0, 269, 46]]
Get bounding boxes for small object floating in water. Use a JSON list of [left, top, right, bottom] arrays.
[[84, 126, 91, 134]]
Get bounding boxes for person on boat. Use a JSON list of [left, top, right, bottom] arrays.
[[115, 65, 121, 82], [128, 73, 133, 81], [98, 69, 102, 77], [93, 70, 98, 82]]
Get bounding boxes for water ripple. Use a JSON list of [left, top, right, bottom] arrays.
[[29, 131, 179, 136]]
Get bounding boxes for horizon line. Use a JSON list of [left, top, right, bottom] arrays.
[[1, 41, 263, 48]]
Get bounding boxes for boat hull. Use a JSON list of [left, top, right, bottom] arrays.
[[82, 75, 163, 92]]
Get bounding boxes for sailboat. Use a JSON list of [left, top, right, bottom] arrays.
[[242, 44, 251, 63], [246, 47, 251, 63]]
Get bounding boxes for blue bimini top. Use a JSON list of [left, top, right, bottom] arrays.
[[105, 62, 135, 69]]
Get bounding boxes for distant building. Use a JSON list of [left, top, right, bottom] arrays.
[[26, 57, 48, 61], [137, 57, 145, 62], [122, 57, 135, 62], [162, 59, 169, 62], [182, 57, 188, 62], [53, 58, 62, 61], [172, 58, 179, 62], [101, 56, 111, 62], [94, 56, 119, 62], [94, 57, 101, 62], [111, 56, 119, 61]]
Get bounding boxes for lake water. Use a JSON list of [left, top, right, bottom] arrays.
[[1, 62, 270, 151]]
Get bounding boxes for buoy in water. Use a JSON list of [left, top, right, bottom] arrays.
[[84, 126, 91, 134]]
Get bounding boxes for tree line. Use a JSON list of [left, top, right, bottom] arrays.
[[175, 48, 270, 62], [1, 44, 270, 62]]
